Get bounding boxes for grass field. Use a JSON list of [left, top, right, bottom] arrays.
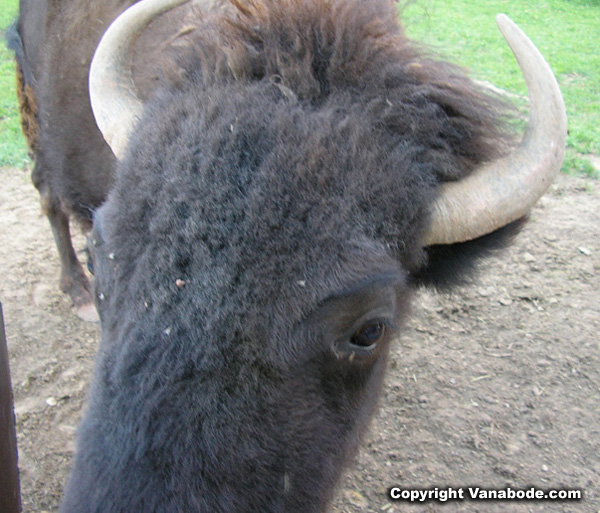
[[400, 0, 600, 177], [1, 0, 598, 176]]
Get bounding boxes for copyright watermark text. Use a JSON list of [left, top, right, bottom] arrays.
[[388, 486, 582, 503]]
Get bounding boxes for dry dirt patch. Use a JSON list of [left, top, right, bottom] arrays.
[[0, 166, 598, 512]]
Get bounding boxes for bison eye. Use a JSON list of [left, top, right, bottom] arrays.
[[350, 322, 385, 349], [86, 251, 95, 276]]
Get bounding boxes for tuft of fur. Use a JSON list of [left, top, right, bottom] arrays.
[[15, 63, 40, 155], [413, 218, 527, 289], [7, 22, 39, 154]]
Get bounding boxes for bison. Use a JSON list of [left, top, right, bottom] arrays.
[[12, 0, 566, 510], [9, 0, 192, 320]]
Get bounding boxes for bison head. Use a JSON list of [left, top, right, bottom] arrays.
[[62, 0, 566, 511]]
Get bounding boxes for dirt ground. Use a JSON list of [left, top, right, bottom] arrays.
[[0, 165, 598, 512]]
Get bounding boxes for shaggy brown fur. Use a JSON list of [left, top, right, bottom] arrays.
[[184, 0, 510, 173], [15, 62, 39, 155], [167, 0, 514, 274]]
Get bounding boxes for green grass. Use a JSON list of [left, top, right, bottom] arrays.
[[0, 0, 29, 167], [400, 0, 600, 178], [0, 0, 598, 176]]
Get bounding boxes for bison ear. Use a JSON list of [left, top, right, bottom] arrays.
[[411, 217, 527, 290]]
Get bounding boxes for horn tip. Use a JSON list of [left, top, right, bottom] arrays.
[[496, 13, 519, 34]]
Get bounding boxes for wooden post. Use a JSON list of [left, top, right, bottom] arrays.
[[0, 301, 21, 513]]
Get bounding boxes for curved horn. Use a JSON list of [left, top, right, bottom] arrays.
[[423, 14, 567, 246], [89, 0, 191, 159]]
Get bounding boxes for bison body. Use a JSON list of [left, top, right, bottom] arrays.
[[9, 0, 183, 319], [8, 1, 127, 318]]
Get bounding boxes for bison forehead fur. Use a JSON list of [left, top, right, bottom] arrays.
[[63, 0, 514, 511]]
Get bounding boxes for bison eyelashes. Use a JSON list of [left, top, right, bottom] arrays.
[[334, 319, 394, 364], [350, 322, 386, 349]]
